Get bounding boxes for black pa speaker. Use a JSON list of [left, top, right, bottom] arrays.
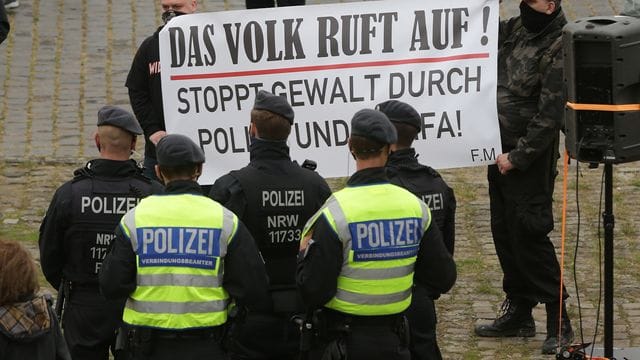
[[563, 16, 640, 163]]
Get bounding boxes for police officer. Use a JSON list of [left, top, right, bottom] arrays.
[[297, 109, 456, 360], [378, 100, 456, 360], [126, 0, 197, 181], [39, 106, 163, 360], [99, 134, 270, 360], [475, 0, 573, 355], [209, 90, 332, 360]]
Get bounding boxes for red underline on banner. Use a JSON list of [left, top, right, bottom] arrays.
[[169, 52, 490, 81]]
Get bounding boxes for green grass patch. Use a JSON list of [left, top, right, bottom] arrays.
[[476, 280, 501, 297], [620, 220, 636, 238], [0, 222, 39, 243], [457, 258, 485, 275], [462, 350, 482, 360], [454, 183, 478, 202]]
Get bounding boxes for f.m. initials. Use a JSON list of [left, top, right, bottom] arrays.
[[470, 147, 496, 162]]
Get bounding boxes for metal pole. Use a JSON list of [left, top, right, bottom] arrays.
[[602, 161, 614, 358]]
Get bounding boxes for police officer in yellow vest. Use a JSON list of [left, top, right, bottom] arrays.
[[297, 109, 457, 360], [99, 134, 270, 360]]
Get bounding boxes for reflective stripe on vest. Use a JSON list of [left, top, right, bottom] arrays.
[[120, 194, 237, 329], [311, 184, 430, 316]]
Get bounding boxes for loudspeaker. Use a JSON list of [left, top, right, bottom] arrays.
[[563, 16, 640, 163]]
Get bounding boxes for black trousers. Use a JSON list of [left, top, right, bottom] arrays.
[[406, 285, 441, 360], [246, 0, 304, 8], [126, 327, 225, 360], [228, 312, 299, 360], [487, 146, 567, 305], [62, 288, 124, 360], [309, 312, 410, 360]]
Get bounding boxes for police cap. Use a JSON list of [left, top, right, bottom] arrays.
[[156, 134, 205, 166], [375, 100, 421, 130], [350, 109, 397, 145], [253, 90, 294, 124], [97, 105, 143, 135]]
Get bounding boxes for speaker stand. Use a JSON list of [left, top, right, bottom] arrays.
[[602, 152, 614, 358]]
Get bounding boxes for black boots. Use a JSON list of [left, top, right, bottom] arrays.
[[475, 299, 574, 354], [475, 299, 536, 337], [541, 301, 574, 354]]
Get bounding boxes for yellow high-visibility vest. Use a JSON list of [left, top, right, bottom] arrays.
[[119, 194, 238, 329], [303, 183, 431, 316]]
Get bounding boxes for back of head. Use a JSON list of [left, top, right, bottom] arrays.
[[96, 105, 141, 157], [251, 90, 294, 141], [97, 125, 135, 154], [376, 100, 421, 148], [251, 109, 291, 141], [0, 240, 39, 306], [156, 134, 205, 181], [349, 109, 397, 160]]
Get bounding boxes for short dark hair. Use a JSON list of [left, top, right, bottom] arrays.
[[349, 135, 386, 160], [251, 109, 291, 141], [393, 122, 419, 148], [158, 164, 199, 179]]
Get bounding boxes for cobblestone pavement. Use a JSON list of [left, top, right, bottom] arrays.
[[2, 0, 639, 359]]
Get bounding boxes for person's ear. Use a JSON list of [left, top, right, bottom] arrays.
[[347, 137, 356, 160], [546, 0, 556, 14], [94, 132, 101, 152], [155, 165, 165, 184], [194, 164, 203, 179], [130, 136, 137, 153]]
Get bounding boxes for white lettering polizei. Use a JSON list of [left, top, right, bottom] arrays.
[[80, 196, 139, 214], [140, 228, 216, 256], [354, 219, 421, 249], [261, 190, 305, 207]]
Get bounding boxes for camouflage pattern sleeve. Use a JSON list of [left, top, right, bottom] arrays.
[[508, 41, 565, 170]]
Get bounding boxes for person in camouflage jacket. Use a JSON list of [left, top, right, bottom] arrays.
[[474, 0, 574, 356]]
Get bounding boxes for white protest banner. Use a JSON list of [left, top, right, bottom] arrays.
[[160, 0, 501, 184]]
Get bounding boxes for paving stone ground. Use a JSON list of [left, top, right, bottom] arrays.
[[1, 1, 638, 359]]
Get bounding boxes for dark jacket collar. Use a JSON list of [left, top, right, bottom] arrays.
[[347, 167, 389, 186], [164, 179, 203, 195], [85, 159, 141, 178], [387, 148, 421, 169], [249, 138, 291, 162]]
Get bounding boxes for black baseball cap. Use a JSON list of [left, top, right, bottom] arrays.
[[253, 90, 295, 124], [156, 134, 205, 166], [97, 106, 143, 135], [350, 109, 397, 144]]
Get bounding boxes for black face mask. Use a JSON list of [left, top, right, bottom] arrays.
[[519, 1, 558, 33], [162, 9, 186, 25]]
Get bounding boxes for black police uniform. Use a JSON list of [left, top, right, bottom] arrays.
[[209, 139, 332, 360], [126, 26, 163, 179], [99, 179, 271, 360], [386, 149, 456, 254], [39, 158, 163, 360], [385, 149, 456, 360], [296, 167, 456, 360]]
